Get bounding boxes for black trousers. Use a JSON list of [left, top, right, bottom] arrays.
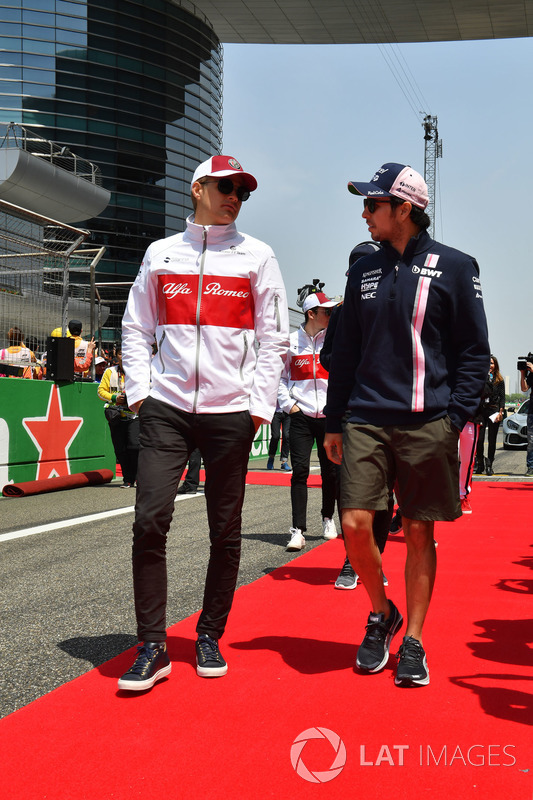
[[109, 416, 140, 485], [132, 397, 255, 642], [476, 408, 500, 463], [268, 410, 291, 461], [289, 411, 337, 531]]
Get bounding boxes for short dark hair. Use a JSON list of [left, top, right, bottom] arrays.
[[68, 319, 82, 335], [390, 197, 431, 230]]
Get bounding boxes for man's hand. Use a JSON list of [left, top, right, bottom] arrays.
[[324, 432, 343, 465]]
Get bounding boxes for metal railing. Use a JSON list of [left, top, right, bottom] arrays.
[[0, 122, 104, 187]]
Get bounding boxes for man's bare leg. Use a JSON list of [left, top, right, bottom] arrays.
[[402, 518, 436, 644], [341, 508, 390, 616]]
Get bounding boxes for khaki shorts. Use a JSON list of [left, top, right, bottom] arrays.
[[340, 417, 461, 521]]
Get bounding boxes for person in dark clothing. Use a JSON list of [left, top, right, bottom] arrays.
[[474, 354, 505, 476], [324, 162, 490, 687], [177, 448, 202, 493], [320, 241, 390, 589]]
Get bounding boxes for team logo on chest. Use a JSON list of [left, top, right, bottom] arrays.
[[158, 274, 254, 328]]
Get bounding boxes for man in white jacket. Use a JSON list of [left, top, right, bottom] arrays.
[[119, 155, 289, 691], [278, 291, 339, 551]]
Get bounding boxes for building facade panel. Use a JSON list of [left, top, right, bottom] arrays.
[[0, 0, 223, 307]]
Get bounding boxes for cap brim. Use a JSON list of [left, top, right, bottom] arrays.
[[317, 300, 338, 308], [347, 181, 393, 198]]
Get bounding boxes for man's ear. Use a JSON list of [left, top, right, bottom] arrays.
[[191, 180, 203, 202], [400, 201, 412, 219]]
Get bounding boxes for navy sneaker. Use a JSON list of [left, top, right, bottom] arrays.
[[280, 460, 292, 472], [356, 600, 403, 673], [118, 642, 171, 691], [395, 636, 430, 686], [389, 510, 403, 534], [267, 457, 274, 470], [196, 634, 228, 677]]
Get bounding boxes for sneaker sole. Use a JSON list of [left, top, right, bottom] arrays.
[[335, 582, 358, 589], [196, 660, 228, 678], [394, 672, 430, 687], [323, 532, 338, 540], [356, 610, 404, 673], [395, 659, 430, 687], [117, 663, 172, 692]]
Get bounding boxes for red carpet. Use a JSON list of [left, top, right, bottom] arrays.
[[2, 482, 531, 799], [2, 468, 114, 497]]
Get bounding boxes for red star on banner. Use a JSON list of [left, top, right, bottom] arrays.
[[23, 384, 83, 480]]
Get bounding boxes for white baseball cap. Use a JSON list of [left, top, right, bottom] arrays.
[[302, 291, 338, 313], [191, 155, 257, 191]]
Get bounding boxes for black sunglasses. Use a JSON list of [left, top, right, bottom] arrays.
[[201, 177, 250, 202], [363, 198, 393, 213]]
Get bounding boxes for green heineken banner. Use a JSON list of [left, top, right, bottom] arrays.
[[250, 422, 271, 461], [0, 378, 115, 488]]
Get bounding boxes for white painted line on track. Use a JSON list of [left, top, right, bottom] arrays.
[[0, 492, 203, 543]]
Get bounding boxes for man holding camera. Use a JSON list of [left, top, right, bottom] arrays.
[[324, 162, 490, 687], [519, 355, 533, 476]]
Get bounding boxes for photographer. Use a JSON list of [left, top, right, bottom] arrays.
[[519, 353, 533, 476], [474, 354, 505, 476], [97, 347, 140, 487]]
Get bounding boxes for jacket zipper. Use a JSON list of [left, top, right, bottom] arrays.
[[193, 228, 208, 412], [239, 331, 248, 381], [158, 330, 167, 373], [274, 294, 281, 332], [389, 261, 400, 300]]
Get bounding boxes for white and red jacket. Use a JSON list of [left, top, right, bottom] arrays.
[[122, 216, 289, 423], [278, 325, 329, 418]]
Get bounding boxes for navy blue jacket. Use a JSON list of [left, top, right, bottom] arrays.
[[325, 230, 490, 433]]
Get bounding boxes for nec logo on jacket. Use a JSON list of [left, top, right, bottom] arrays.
[[158, 274, 255, 328], [290, 354, 328, 381]]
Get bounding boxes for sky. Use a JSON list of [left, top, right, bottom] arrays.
[[220, 36, 533, 392]]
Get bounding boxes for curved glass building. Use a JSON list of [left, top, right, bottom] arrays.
[[0, 0, 223, 283]]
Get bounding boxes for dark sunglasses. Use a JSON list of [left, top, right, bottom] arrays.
[[363, 198, 393, 213], [317, 306, 333, 316], [202, 177, 250, 202]]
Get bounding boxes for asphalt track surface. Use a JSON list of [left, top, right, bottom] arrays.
[[1, 441, 529, 719]]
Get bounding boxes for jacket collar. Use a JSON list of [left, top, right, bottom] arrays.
[[382, 229, 435, 261], [184, 214, 238, 245]]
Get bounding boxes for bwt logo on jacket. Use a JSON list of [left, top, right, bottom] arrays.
[[291, 354, 328, 381], [158, 274, 255, 328]]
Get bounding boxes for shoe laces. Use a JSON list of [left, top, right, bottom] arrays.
[[397, 636, 424, 665], [364, 615, 390, 644], [339, 557, 354, 578], [128, 644, 160, 675], [197, 636, 222, 663]]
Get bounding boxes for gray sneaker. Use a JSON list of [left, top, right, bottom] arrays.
[[335, 556, 359, 589]]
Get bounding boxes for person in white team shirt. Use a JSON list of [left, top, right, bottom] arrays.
[[278, 290, 339, 552], [119, 155, 289, 691]]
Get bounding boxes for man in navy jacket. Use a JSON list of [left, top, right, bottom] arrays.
[[324, 162, 489, 687]]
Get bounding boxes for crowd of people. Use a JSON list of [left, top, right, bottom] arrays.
[[2, 154, 530, 695]]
